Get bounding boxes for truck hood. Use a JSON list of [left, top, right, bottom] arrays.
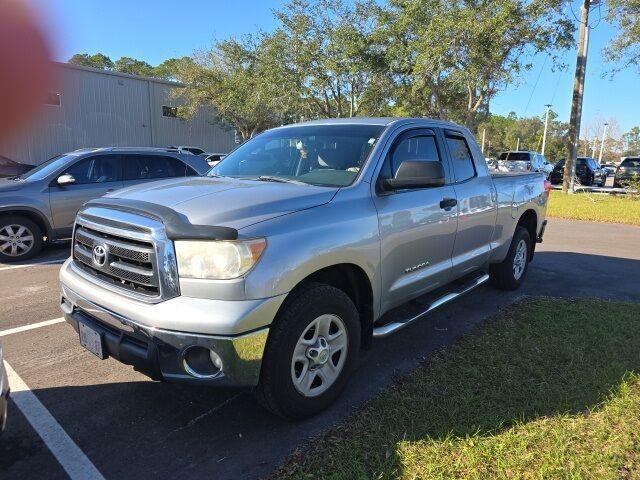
[[106, 177, 338, 230]]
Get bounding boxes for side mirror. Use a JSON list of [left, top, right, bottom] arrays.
[[57, 174, 76, 186], [384, 160, 445, 190]]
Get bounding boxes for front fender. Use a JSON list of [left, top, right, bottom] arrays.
[[241, 186, 382, 318]]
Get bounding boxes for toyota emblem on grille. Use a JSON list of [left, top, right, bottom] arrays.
[[92, 244, 107, 267]]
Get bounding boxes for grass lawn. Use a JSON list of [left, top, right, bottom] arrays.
[[277, 298, 640, 480], [547, 190, 640, 225]]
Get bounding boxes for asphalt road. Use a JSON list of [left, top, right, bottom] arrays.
[[1, 218, 638, 480]]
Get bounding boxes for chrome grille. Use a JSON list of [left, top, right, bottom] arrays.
[[72, 224, 159, 297]]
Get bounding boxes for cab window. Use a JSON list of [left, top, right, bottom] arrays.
[[390, 135, 441, 176], [445, 135, 476, 182]]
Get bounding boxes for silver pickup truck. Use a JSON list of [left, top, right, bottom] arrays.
[[59, 118, 549, 419]]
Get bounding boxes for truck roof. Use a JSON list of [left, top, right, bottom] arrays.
[[281, 117, 466, 129]]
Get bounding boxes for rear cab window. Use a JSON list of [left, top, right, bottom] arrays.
[[445, 134, 476, 182]]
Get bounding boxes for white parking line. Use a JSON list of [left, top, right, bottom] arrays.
[[0, 258, 67, 272], [4, 361, 105, 480], [0, 318, 66, 337]]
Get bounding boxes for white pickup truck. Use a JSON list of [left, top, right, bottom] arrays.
[[60, 118, 549, 419]]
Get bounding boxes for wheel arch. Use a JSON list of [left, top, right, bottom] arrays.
[[516, 208, 537, 260], [0, 206, 52, 241], [275, 263, 375, 349]]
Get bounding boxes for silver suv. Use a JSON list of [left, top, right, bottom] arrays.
[[0, 148, 209, 262]]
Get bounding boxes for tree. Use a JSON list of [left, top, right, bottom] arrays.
[[113, 57, 154, 77], [273, 0, 389, 118], [605, 0, 640, 72], [68, 53, 114, 70], [153, 57, 194, 80], [378, 0, 574, 130], [622, 126, 640, 156], [476, 111, 568, 161], [177, 35, 296, 141]]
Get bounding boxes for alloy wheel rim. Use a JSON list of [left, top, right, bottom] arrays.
[[513, 239, 527, 280], [291, 314, 348, 398], [0, 224, 34, 257]]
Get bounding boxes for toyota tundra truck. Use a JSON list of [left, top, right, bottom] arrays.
[[59, 118, 549, 419]]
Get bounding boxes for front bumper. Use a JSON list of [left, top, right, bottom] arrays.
[[59, 259, 287, 387], [61, 287, 270, 386]]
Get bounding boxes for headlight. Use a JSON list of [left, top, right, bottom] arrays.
[[175, 238, 266, 280]]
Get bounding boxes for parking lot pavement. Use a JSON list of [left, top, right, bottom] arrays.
[[1, 218, 639, 480]]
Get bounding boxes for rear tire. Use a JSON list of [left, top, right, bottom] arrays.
[[0, 216, 43, 263], [255, 283, 360, 420], [489, 226, 531, 291]]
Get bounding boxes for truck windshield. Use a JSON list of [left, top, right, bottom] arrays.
[[209, 124, 384, 187]]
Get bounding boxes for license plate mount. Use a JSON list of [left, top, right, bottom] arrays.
[[79, 321, 106, 359]]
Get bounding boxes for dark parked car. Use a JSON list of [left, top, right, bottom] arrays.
[[549, 157, 606, 187], [0, 147, 210, 262], [0, 155, 33, 178], [614, 157, 640, 188]]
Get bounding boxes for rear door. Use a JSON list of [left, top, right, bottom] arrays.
[[374, 128, 458, 312], [49, 154, 124, 236], [443, 130, 497, 279]]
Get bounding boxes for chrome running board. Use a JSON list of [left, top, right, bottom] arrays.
[[372, 273, 490, 338]]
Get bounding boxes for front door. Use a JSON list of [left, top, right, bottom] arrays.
[[373, 128, 458, 314], [49, 154, 123, 237]]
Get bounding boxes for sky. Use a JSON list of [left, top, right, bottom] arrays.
[[29, 0, 640, 136]]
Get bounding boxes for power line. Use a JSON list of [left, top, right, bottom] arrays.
[[588, 1, 602, 29], [549, 67, 566, 105], [523, 54, 548, 117]]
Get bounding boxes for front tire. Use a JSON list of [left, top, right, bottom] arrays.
[[489, 226, 531, 291], [256, 283, 360, 420], [0, 216, 43, 262]]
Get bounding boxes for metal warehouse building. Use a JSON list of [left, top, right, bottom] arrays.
[[0, 62, 237, 165]]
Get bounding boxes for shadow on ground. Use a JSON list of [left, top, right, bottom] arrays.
[[2, 251, 639, 480]]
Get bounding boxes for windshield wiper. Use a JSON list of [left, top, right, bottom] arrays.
[[257, 176, 306, 185]]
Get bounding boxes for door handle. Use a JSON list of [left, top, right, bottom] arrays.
[[440, 197, 457, 210], [106, 188, 115, 192]]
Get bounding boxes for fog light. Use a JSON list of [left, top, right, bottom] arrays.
[[210, 350, 223, 370], [182, 346, 223, 379]]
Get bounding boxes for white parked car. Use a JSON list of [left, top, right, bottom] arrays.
[[204, 153, 227, 167], [497, 151, 554, 176]]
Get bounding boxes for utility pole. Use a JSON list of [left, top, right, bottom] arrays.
[[541, 104, 552, 155], [563, 0, 594, 193], [598, 122, 609, 163], [481, 128, 486, 154], [516, 137, 520, 151]]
